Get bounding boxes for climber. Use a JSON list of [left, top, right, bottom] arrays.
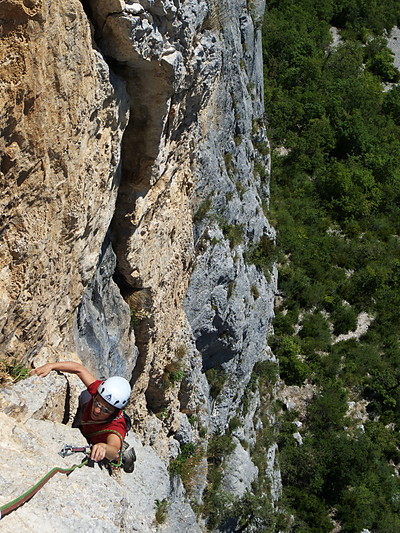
[[30, 361, 136, 473]]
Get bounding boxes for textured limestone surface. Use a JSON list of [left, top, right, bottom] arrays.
[[183, 0, 276, 433], [73, 240, 138, 380], [0, 0, 129, 360], [0, 377, 201, 532], [1, 0, 279, 529], [221, 437, 259, 498], [0, 373, 72, 423]]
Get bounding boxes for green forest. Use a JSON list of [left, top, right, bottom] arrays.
[[262, 0, 400, 531]]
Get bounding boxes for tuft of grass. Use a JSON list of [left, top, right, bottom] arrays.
[[254, 159, 268, 181], [229, 415, 242, 432], [175, 344, 187, 359], [201, 433, 237, 528], [163, 360, 186, 388], [188, 414, 198, 426], [236, 180, 247, 199], [194, 195, 213, 223], [130, 308, 149, 328], [221, 222, 244, 249], [169, 443, 197, 477], [207, 434, 236, 462], [155, 498, 169, 524], [251, 283, 260, 299], [0, 359, 30, 384], [169, 443, 206, 496]]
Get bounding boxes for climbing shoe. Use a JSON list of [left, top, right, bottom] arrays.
[[123, 447, 136, 473]]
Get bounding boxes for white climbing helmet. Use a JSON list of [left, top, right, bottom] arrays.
[[98, 376, 131, 409]]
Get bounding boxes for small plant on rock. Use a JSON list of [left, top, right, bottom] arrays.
[[163, 360, 186, 388], [0, 359, 30, 385], [155, 498, 169, 524], [130, 308, 149, 328]]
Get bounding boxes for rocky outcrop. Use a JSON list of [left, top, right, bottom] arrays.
[[387, 26, 400, 70], [0, 396, 200, 532]]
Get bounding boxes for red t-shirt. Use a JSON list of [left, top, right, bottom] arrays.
[[81, 380, 127, 446]]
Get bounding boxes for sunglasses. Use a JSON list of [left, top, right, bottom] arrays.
[[93, 396, 113, 414]]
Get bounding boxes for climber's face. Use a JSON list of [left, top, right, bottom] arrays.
[[91, 394, 115, 420]]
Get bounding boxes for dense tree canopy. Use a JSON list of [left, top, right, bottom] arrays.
[[262, 0, 400, 530]]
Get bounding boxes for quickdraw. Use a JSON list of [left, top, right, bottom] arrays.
[[58, 444, 92, 458]]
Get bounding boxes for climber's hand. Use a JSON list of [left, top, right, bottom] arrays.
[[90, 443, 108, 462], [30, 363, 54, 378]]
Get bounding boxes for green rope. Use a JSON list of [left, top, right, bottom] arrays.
[[1, 430, 127, 520], [0, 458, 88, 519]]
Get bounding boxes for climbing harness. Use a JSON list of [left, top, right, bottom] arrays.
[[0, 450, 89, 520]]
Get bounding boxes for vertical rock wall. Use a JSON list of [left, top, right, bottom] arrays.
[[184, 0, 276, 432], [79, 0, 276, 439], [0, 0, 129, 364], [0, 0, 279, 529]]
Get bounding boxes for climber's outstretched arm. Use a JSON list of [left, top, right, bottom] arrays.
[[30, 361, 97, 387]]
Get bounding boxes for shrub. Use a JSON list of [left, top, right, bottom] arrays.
[[245, 235, 277, 276], [383, 85, 400, 125], [273, 308, 299, 335], [205, 366, 227, 399], [307, 382, 348, 435], [284, 487, 332, 533], [252, 360, 279, 385], [202, 433, 237, 529], [365, 38, 400, 82], [299, 311, 331, 352], [331, 303, 358, 335], [170, 443, 206, 497], [221, 222, 244, 248], [208, 434, 236, 463], [271, 335, 309, 385]]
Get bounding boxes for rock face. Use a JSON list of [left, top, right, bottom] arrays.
[[73, 240, 138, 380], [1, 0, 278, 530], [0, 411, 200, 532], [0, 0, 129, 360]]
